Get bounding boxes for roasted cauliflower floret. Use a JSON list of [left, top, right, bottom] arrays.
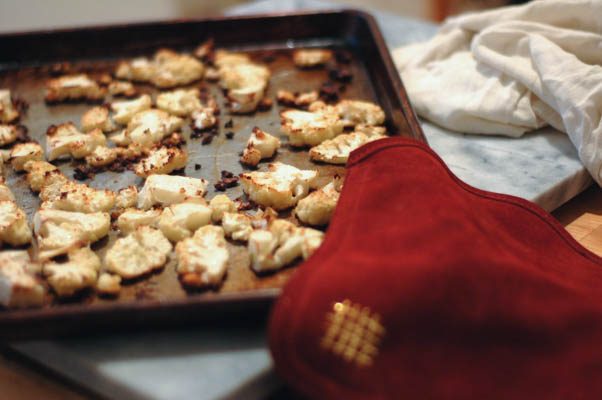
[[110, 94, 152, 125], [115, 57, 154, 82], [175, 225, 229, 288], [45, 74, 105, 103], [81, 105, 116, 133], [276, 89, 319, 108], [240, 162, 317, 210], [221, 212, 253, 242], [150, 49, 205, 88], [138, 174, 208, 209], [115, 186, 138, 210], [335, 100, 385, 127], [33, 209, 110, 260], [43, 246, 100, 297], [294, 181, 340, 226], [40, 178, 116, 213], [219, 60, 270, 114], [108, 80, 137, 97], [84, 146, 117, 167], [191, 107, 218, 131], [214, 50, 251, 68], [157, 88, 202, 117], [116, 49, 204, 88], [158, 200, 212, 242], [116, 208, 161, 234], [0, 124, 25, 147], [46, 124, 106, 161], [0, 251, 44, 309], [23, 160, 61, 192], [9, 142, 44, 171], [355, 124, 387, 136], [309, 129, 386, 165], [96, 273, 122, 296], [134, 146, 187, 177], [0, 89, 20, 123], [240, 127, 281, 167], [223, 67, 270, 113], [116, 109, 183, 148], [209, 194, 237, 223], [280, 108, 344, 147], [248, 219, 324, 272], [0, 180, 15, 202], [0, 200, 32, 247], [293, 49, 333, 68], [105, 226, 172, 279]]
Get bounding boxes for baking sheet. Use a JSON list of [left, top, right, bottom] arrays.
[[0, 10, 424, 338]]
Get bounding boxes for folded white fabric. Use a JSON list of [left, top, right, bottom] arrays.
[[393, 0, 602, 184]]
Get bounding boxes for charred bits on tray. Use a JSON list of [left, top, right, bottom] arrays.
[[235, 196, 255, 211], [257, 98, 273, 111], [319, 81, 340, 102], [73, 165, 94, 181], [329, 66, 353, 83], [214, 170, 239, 191], [334, 50, 352, 64]]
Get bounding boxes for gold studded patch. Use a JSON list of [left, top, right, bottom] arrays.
[[320, 299, 385, 367]]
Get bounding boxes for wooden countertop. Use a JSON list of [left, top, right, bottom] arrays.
[[2, 185, 602, 399]]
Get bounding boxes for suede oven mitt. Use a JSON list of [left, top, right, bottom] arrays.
[[269, 137, 602, 399]]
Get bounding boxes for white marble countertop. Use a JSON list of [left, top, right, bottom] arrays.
[[9, 1, 593, 399]]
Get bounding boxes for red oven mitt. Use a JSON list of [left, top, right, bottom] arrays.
[[268, 137, 602, 399]]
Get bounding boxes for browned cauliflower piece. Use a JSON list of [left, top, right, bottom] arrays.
[[240, 127, 281, 167], [133, 146, 188, 178], [96, 273, 122, 296], [115, 49, 204, 88], [248, 219, 323, 272], [9, 142, 44, 171], [33, 209, 110, 260], [309, 129, 386, 165], [43, 246, 100, 297], [114, 109, 183, 148], [0, 250, 44, 309], [280, 107, 344, 147], [40, 178, 116, 213], [108, 80, 137, 97], [116, 208, 161, 234], [46, 123, 106, 161], [156, 88, 202, 117], [293, 49, 333, 68], [209, 194, 238, 223], [23, 160, 61, 192], [240, 162, 317, 210], [105, 226, 172, 279], [217, 52, 270, 114], [45, 74, 105, 103], [81, 105, 116, 133], [0, 200, 32, 247], [335, 100, 385, 127], [0, 89, 20, 123], [158, 200, 212, 242], [294, 181, 341, 226], [115, 186, 138, 210], [138, 174, 208, 209], [110, 94, 152, 125], [0, 124, 26, 147], [175, 225, 229, 288]]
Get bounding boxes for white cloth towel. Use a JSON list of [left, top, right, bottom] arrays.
[[393, 0, 602, 184]]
